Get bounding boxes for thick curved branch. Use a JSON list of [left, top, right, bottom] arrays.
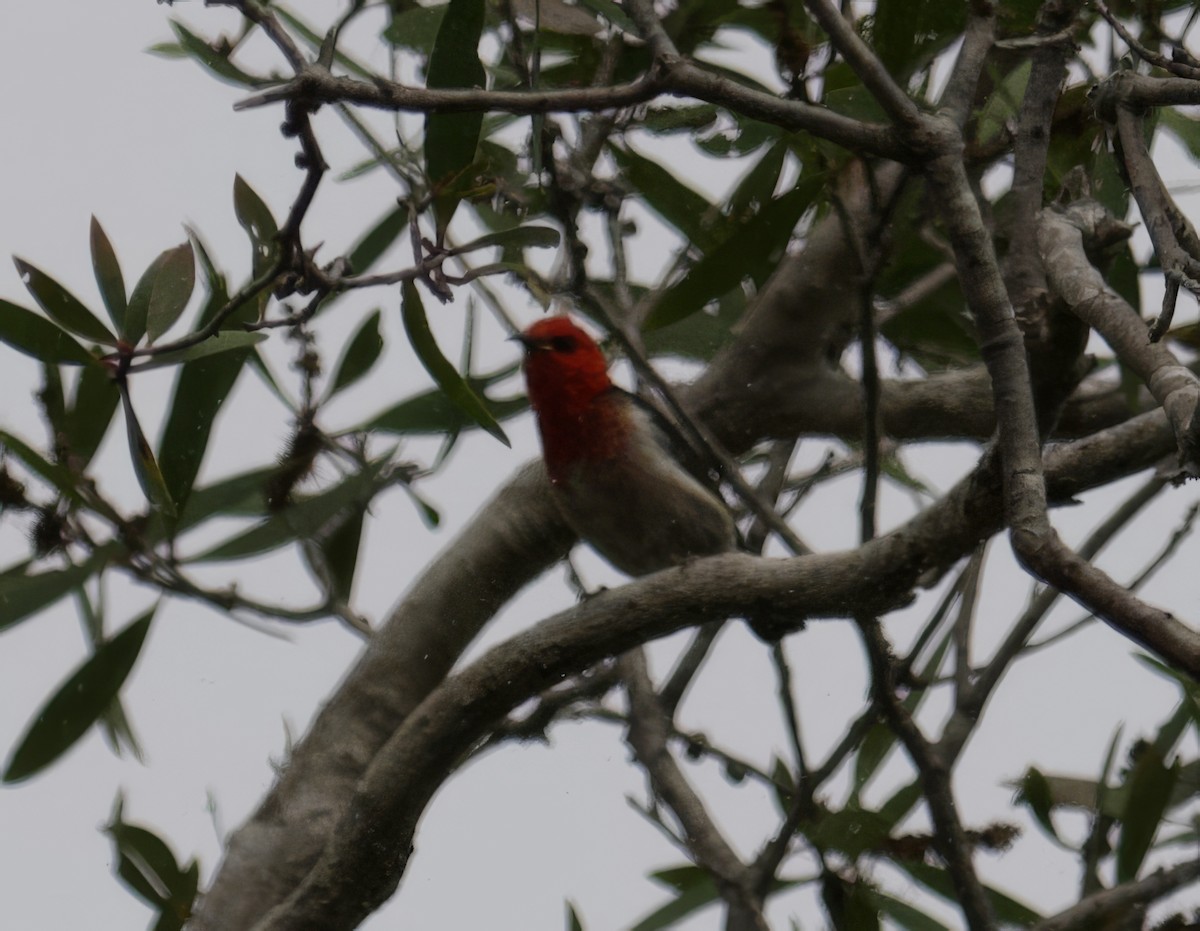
[[249, 408, 1188, 930], [190, 463, 573, 931], [1112, 103, 1200, 339], [234, 62, 908, 161], [1037, 202, 1200, 475], [918, 126, 1198, 702], [803, 0, 925, 133], [1031, 860, 1200, 931]]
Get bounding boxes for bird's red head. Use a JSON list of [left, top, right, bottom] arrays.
[[518, 316, 612, 415], [517, 316, 624, 482]]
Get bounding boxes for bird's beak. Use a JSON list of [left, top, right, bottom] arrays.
[[508, 332, 540, 352]]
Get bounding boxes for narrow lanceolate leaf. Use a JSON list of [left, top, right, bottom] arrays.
[[191, 461, 391, 563], [348, 204, 407, 274], [610, 146, 718, 253], [13, 259, 116, 346], [105, 802, 198, 929], [126, 247, 183, 346], [1117, 745, 1178, 883], [327, 309, 384, 398], [74, 589, 142, 763], [448, 226, 561, 255], [65, 361, 120, 469], [362, 388, 526, 435], [0, 429, 87, 508], [233, 174, 279, 264], [401, 281, 510, 446], [157, 338, 257, 517], [168, 19, 267, 88], [302, 505, 365, 605], [644, 177, 824, 330], [0, 299, 94, 365], [119, 385, 177, 520], [145, 242, 195, 343], [90, 217, 128, 336], [134, 331, 266, 371], [631, 867, 721, 931], [3, 607, 154, 783], [0, 548, 114, 634], [425, 0, 487, 231]]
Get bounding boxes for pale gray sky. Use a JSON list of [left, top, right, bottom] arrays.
[[0, 4, 1197, 930]]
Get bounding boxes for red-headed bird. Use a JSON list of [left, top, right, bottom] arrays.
[[516, 315, 736, 576]]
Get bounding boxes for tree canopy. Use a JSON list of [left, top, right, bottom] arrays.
[[2, 0, 1200, 929]]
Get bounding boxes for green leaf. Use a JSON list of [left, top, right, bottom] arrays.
[[641, 104, 719, 133], [64, 362, 120, 469], [157, 338, 257, 516], [727, 140, 787, 220], [40, 362, 67, 444], [0, 428, 88, 508], [233, 174, 280, 267], [1136, 655, 1200, 739], [327, 310, 384, 399], [349, 204, 408, 274], [191, 461, 392, 563], [188, 226, 235, 330], [821, 872, 880, 931], [401, 281, 510, 445], [896, 861, 1041, 926], [565, 900, 585, 931], [449, 226, 562, 255], [274, 7, 376, 79], [976, 59, 1032, 146], [871, 0, 966, 80], [145, 243, 196, 343], [383, 3, 449, 53], [0, 548, 114, 634], [808, 805, 892, 859], [1116, 745, 1178, 883], [645, 177, 822, 330], [105, 798, 198, 929], [74, 589, 142, 763], [3, 606, 154, 783], [175, 466, 278, 536], [169, 19, 267, 88], [402, 484, 441, 528], [854, 722, 897, 794], [632, 867, 720, 931], [14, 258, 116, 346], [610, 146, 718, 252], [1159, 107, 1200, 160], [0, 299, 94, 365], [120, 386, 177, 519], [134, 331, 266, 372], [1014, 767, 1065, 844], [301, 505, 365, 605], [877, 778, 923, 827], [127, 243, 201, 347], [362, 387, 526, 435], [90, 217, 128, 336], [575, 0, 637, 31], [870, 889, 950, 931], [425, 0, 487, 232]]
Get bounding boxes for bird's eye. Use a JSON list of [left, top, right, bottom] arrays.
[[550, 335, 576, 352]]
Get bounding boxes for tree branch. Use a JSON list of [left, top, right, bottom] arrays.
[[1031, 859, 1200, 931], [1037, 201, 1200, 475]]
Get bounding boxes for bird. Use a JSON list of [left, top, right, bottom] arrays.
[[515, 315, 736, 576]]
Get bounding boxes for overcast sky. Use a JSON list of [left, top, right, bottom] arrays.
[[1, 4, 1197, 930]]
